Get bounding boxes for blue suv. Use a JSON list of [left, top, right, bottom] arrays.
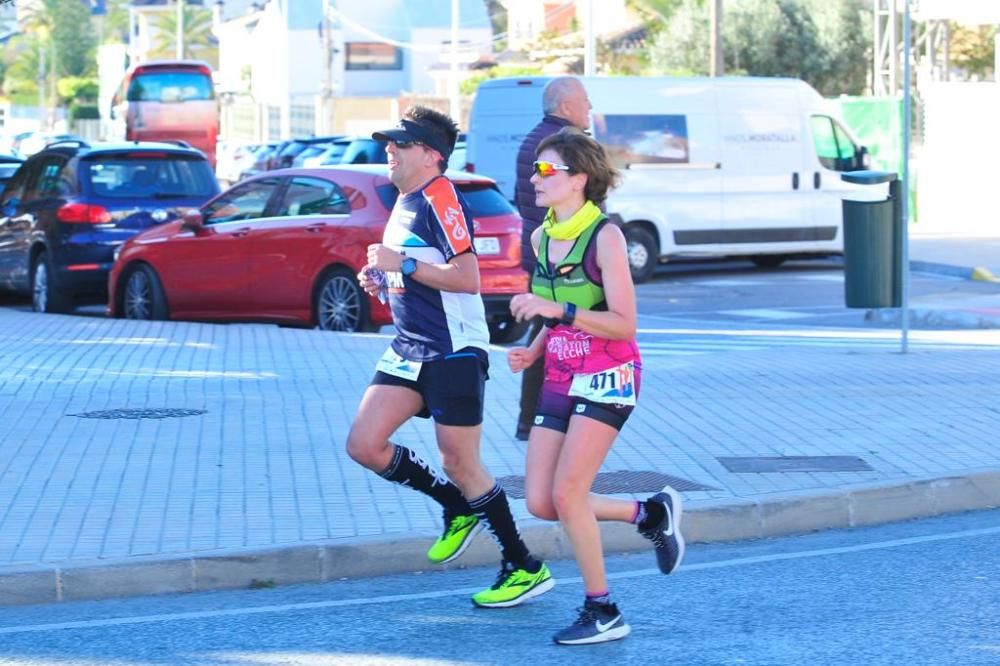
[[0, 140, 220, 313]]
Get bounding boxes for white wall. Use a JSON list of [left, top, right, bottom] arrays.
[[918, 82, 1000, 234]]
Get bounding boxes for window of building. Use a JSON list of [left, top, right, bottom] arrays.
[[345, 42, 403, 70]]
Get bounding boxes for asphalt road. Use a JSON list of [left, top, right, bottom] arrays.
[[4, 257, 997, 333], [0, 510, 997, 666]]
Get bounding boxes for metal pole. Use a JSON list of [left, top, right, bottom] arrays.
[[38, 44, 46, 130], [323, 0, 333, 134], [128, 4, 135, 64], [176, 0, 184, 59], [900, 0, 912, 353], [584, 0, 595, 76], [710, 0, 723, 76], [449, 0, 460, 121]]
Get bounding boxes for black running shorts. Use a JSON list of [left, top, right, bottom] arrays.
[[371, 348, 489, 427]]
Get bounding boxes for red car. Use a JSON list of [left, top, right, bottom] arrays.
[[107, 166, 530, 342]]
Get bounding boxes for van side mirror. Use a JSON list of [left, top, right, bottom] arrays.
[[181, 209, 206, 233], [856, 145, 871, 170]]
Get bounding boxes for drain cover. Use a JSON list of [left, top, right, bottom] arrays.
[[717, 456, 874, 473], [497, 470, 717, 499], [71, 408, 207, 420]]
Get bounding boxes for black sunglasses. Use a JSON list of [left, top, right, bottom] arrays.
[[391, 140, 423, 150]]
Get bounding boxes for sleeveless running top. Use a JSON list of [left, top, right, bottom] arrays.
[[531, 217, 641, 384]]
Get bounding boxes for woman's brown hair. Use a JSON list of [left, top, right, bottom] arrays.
[[536, 127, 620, 205]]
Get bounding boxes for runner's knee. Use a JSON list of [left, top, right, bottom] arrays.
[[346, 427, 390, 470], [551, 481, 588, 518], [525, 490, 558, 521]]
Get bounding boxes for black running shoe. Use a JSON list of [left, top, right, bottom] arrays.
[[552, 599, 631, 645], [639, 485, 685, 574]]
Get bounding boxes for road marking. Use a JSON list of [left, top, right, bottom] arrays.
[[719, 308, 815, 320], [2, 524, 999, 636]]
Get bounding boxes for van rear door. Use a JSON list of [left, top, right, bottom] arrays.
[[466, 78, 550, 200]]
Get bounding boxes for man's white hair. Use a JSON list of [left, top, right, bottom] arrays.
[[542, 77, 583, 115]]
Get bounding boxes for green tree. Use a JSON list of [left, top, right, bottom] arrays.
[[644, 0, 709, 76], [151, 4, 216, 63], [52, 0, 98, 77], [950, 24, 996, 80], [646, 0, 868, 95], [801, 0, 869, 95], [102, 0, 132, 44]]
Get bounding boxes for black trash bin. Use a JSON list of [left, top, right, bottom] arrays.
[[841, 171, 902, 308]]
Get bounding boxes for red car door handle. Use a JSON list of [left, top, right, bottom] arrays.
[[306, 223, 326, 233], [232, 227, 251, 237]]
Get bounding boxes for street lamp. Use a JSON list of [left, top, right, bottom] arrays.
[[176, 0, 184, 59]]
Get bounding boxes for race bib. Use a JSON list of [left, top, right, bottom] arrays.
[[375, 347, 423, 381], [568, 361, 636, 406]]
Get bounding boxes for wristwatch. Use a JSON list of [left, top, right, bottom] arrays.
[[400, 257, 418, 277]]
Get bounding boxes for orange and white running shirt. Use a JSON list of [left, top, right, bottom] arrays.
[[381, 175, 490, 362]]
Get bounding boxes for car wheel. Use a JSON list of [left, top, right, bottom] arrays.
[[32, 252, 71, 314], [123, 265, 169, 320], [315, 267, 371, 332], [624, 226, 658, 284], [751, 255, 787, 269], [488, 315, 530, 344]]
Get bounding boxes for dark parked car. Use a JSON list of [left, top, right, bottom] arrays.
[[0, 139, 220, 313], [273, 135, 344, 169], [0, 154, 24, 188], [339, 137, 388, 165], [109, 165, 529, 341]]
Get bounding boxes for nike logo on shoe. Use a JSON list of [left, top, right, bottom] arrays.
[[662, 502, 675, 537], [595, 615, 621, 633]]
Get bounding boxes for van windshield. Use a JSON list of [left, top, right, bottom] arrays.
[[128, 71, 214, 103]]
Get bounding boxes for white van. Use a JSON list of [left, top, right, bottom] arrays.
[[465, 76, 873, 282]]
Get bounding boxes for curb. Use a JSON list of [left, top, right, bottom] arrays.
[[2, 469, 999, 608]]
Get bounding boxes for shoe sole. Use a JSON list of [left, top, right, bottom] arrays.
[[655, 485, 685, 575], [471, 574, 555, 608], [554, 622, 631, 645], [429, 521, 484, 565]]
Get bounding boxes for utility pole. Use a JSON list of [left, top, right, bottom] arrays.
[[584, 0, 595, 76], [710, 0, 723, 76], [38, 44, 46, 129], [449, 0, 460, 122], [322, 0, 334, 134], [176, 0, 184, 59]]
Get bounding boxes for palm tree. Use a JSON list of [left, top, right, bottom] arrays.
[[151, 2, 217, 63]]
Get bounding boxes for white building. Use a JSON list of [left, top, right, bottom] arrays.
[[502, 0, 631, 51], [213, 0, 492, 141]]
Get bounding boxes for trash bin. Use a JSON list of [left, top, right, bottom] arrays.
[[841, 170, 902, 308]]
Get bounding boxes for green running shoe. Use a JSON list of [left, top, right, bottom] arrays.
[[472, 561, 555, 608], [427, 514, 483, 564]]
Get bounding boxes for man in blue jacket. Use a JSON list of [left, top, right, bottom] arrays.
[[513, 76, 592, 441]]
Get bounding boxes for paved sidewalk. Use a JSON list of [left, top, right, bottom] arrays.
[[1, 304, 999, 607]]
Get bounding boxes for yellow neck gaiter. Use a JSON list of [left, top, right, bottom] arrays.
[[542, 201, 603, 240]]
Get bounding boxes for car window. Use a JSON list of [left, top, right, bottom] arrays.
[[83, 154, 218, 199], [457, 184, 514, 217], [276, 176, 350, 216], [128, 70, 214, 102], [1, 162, 30, 203], [25, 157, 68, 200], [811, 115, 856, 171], [832, 120, 857, 161], [203, 178, 281, 224]]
